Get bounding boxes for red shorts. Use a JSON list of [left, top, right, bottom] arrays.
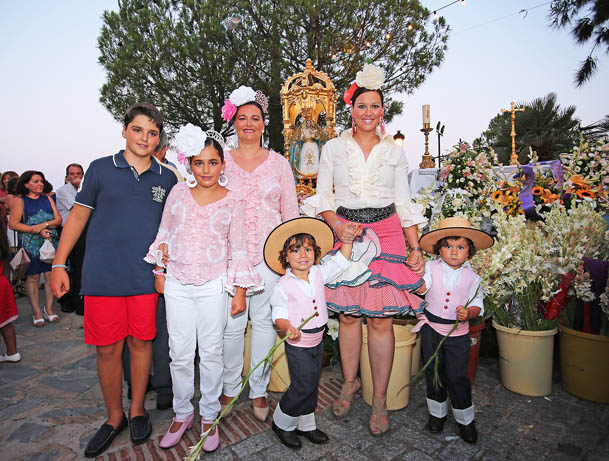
[[84, 294, 159, 346]]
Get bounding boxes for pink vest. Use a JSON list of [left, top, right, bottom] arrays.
[[278, 269, 328, 347], [425, 260, 476, 336]]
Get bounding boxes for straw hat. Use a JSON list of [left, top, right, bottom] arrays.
[[419, 217, 494, 254], [263, 217, 335, 275]]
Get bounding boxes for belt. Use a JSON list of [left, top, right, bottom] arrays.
[[424, 309, 457, 325], [302, 325, 325, 334], [336, 203, 396, 224]]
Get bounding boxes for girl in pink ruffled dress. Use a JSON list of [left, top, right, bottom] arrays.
[[145, 125, 262, 452], [219, 86, 300, 422]]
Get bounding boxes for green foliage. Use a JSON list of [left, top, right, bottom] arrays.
[[479, 92, 581, 164], [98, 0, 449, 151], [549, 0, 609, 87]]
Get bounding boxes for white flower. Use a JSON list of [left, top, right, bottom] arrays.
[[327, 318, 339, 341], [355, 63, 385, 90], [229, 85, 256, 106], [175, 123, 207, 158]]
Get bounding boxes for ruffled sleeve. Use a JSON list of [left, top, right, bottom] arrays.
[[226, 195, 264, 295], [301, 142, 336, 217], [393, 147, 427, 229], [144, 184, 179, 267], [277, 153, 300, 221]]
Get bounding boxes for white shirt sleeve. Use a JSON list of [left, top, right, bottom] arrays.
[[55, 186, 73, 224], [467, 274, 484, 316], [422, 262, 433, 294], [319, 252, 351, 283], [270, 283, 290, 323]]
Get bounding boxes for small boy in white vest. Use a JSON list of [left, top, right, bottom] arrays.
[[264, 217, 358, 449], [413, 217, 494, 444]]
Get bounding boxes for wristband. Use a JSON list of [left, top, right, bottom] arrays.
[[332, 220, 342, 232], [411, 247, 423, 253], [52, 264, 67, 269], [152, 269, 166, 277]]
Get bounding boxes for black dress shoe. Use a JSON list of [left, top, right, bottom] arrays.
[[458, 421, 478, 444], [129, 411, 152, 445], [426, 415, 446, 433], [84, 414, 128, 458], [272, 422, 301, 449], [296, 428, 329, 444], [156, 392, 173, 410]]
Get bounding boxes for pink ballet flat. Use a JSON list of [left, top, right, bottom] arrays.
[[201, 419, 220, 452], [159, 414, 193, 448]]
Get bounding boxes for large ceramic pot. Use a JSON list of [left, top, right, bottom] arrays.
[[560, 325, 609, 403], [360, 324, 416, 410], [493, 321, 558, 397]]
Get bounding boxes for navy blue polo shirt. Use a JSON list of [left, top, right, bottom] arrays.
[[75, 151, 178, 296]]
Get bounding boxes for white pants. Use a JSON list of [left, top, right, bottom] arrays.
[[165, 274, 227, 421], [223, 261, 278, 399]]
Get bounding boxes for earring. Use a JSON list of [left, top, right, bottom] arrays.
[[187, 179, 197, 188], [218, 171, 228, 187], [351, 116, 356, 135], [380, 117, 387, 135]]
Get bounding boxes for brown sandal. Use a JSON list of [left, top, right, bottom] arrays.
[[369, 396, 389, 436], [332, 378, 361, 418]]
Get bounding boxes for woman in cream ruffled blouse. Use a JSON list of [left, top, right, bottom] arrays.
[[302, 64, 427, 436]]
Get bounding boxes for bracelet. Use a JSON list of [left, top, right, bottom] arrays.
[[332, 220, 342, 232], [152, 269, 166, 277], [52, 264, 67, 269], [411, 247, 423, 253]]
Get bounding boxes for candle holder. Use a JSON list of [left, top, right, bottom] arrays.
[[419, 126, 435, 169]]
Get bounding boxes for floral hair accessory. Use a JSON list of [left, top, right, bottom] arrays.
[[174, 123, 225, 166], [344, 63, 386, 106], [221, 85, 269, 122]]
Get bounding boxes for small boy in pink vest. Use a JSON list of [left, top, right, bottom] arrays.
[[414, 217, 493, 444], [263, 217, 358, 449]]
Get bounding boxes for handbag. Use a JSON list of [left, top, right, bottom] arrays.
[[39, 239, 56, 264], [10, 247, 31, 279]]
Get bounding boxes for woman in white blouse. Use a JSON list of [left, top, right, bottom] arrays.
[[302, 64, 427, 436]]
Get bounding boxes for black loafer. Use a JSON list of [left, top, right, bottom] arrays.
[[458, 421, 478, 444], [156, 392, 173, 411], [296, 428, 329, 444], [84, 414, 127, 458], [129, 411, 152, 445], [426, 415, 446, 433], [272, 422, 301, 449]]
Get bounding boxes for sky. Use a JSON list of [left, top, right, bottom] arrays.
[[1, 0, 608, 188]]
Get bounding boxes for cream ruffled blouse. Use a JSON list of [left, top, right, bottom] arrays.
[[302, 129, 426, 229]]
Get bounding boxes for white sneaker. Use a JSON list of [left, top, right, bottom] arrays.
[[0, 352, 21, 363]]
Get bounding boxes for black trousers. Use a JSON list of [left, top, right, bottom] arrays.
[[122, 295, 172, 397], [420, 323, 472, 410], [279, 341, 324, 417]]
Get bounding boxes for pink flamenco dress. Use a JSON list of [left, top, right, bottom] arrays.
[[0, 261, 18, 329], [302, 129, 427, 318]]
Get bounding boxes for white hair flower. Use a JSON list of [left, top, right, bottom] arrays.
[[175, 123, 207, 158], [229, 85, 257, 106], [355, 63, 385, 90]]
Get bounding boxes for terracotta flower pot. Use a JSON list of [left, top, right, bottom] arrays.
[[467, 321, 485, 384]]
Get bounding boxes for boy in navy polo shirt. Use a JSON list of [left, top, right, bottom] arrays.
[[51, 102, 178, 458]]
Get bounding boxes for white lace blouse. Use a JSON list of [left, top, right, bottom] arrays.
[[302, 129, 426, 229]]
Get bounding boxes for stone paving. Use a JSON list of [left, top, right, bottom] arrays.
[[1, 293, 608, 460]]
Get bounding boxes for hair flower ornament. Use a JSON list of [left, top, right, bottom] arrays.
[[174, 123, 225, 166], [344, 63, 386, 106], [221, 85, 269, 122]]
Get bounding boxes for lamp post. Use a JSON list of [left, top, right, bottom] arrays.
[[393, 130, 405, 147], [436, 121, 445, 168]]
